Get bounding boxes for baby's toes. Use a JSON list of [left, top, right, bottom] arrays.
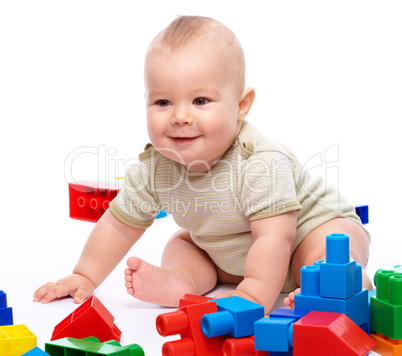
[[124, 272, 133, 282]]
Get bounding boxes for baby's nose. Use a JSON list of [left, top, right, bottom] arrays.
[[172, 105, 193, 125]]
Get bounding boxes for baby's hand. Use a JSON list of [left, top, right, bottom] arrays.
[[33, 273, 95, 304], [214, 290, 260, 306], [283, 288, 301, 309]]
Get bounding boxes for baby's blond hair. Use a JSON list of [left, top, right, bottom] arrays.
[[146, 16, 246, 94]]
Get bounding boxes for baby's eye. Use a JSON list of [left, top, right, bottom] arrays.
[[156, 99, 172, 107], [193, 98, 210, 105]]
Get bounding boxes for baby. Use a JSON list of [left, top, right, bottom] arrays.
[[34, 16, 372, 313]]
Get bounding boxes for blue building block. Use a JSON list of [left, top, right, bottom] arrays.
[[319, 234, 362, 299], [0, 290, 13, 326], [355, 204, 369, 224], [269, 308, 309, 320], [320, 260, 358, 299], [156, 209, 167, 219], [201, 296, 264, 338], [22, 347, 50, 355], [269, 350, 293, 356], [294, 264, 369, 326], [368, 288, 376, 305], [254, 308, 310, 352], [254, 317, 295, 352]]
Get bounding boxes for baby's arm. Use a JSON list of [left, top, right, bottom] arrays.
[[226, 211, 297, 313], [33, 209, 146, 303]]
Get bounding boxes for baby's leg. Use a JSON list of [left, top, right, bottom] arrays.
[[124, 228, 218, 307], [284, 218, 372, 308]]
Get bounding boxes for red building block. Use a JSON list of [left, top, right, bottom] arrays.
[[179, 294, 213, 307], [69, 181, 120, 222], [293, 311, 376, 355], [371, 332, 402, 356], [156, 301, 226, 356], [51, 296, 121, 342], [222, 336, 269, 356]]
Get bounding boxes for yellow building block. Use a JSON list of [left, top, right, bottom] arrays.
[[0, 324, 37, 356]]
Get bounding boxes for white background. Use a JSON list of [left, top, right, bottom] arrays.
[[0, 1, 401, 354]]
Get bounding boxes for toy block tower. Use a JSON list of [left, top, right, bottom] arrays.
[[294, 233, 369, 328], [370, 266, 402, 354]]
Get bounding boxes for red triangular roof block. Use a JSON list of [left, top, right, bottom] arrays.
[[51, 296, 121, 342], [293, 311, 376, 356]]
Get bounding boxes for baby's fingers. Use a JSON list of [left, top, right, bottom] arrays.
[[71, 287, 91, 304], [33, 282, 69, 303]]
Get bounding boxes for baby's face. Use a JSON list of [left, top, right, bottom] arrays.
[[144, 47, 244, 173]]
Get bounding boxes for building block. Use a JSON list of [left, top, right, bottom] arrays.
[[179, 294, 213, 307], [269, 308, 310, 320], [269, 351, 293, 356], [254, 308, 309, 352], [22, 347, 50, 355], [156, 209, 168, 219], [0, 324, 37, 356], [69, 180, 167, 223], [293, 311, 376, 356], [371, 267, 402, 339], [45, 337, 144, 356], [222, 336, 269, 355], [51, 295, 121, 342], [354, 204, 369, 224], [201, 296, 264, 338], [371, 331, 402, 356], [69, 181, 121, 222], [319, 233, 360, 299], [254, 316, 295, 352], [0, 291, 13, 326], [156, 301, 225, 355]]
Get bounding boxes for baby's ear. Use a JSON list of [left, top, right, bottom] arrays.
[[239, 88, 255, 119]]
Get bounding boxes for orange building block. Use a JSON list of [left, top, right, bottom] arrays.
[[371, 332, 402, 356]]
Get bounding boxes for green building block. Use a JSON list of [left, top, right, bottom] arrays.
[[45, 337, 144, 356], [371, 266, 402, 339]]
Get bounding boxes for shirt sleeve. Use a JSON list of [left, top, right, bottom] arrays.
[[238, 150, 302, 221], [109, 159, 160, 229]]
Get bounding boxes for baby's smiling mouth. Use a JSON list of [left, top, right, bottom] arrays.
[[170, 136, 201, 144]]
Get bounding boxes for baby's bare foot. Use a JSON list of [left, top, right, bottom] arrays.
[[124, 257, 196, 307], [283, 288, 301, 309]]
